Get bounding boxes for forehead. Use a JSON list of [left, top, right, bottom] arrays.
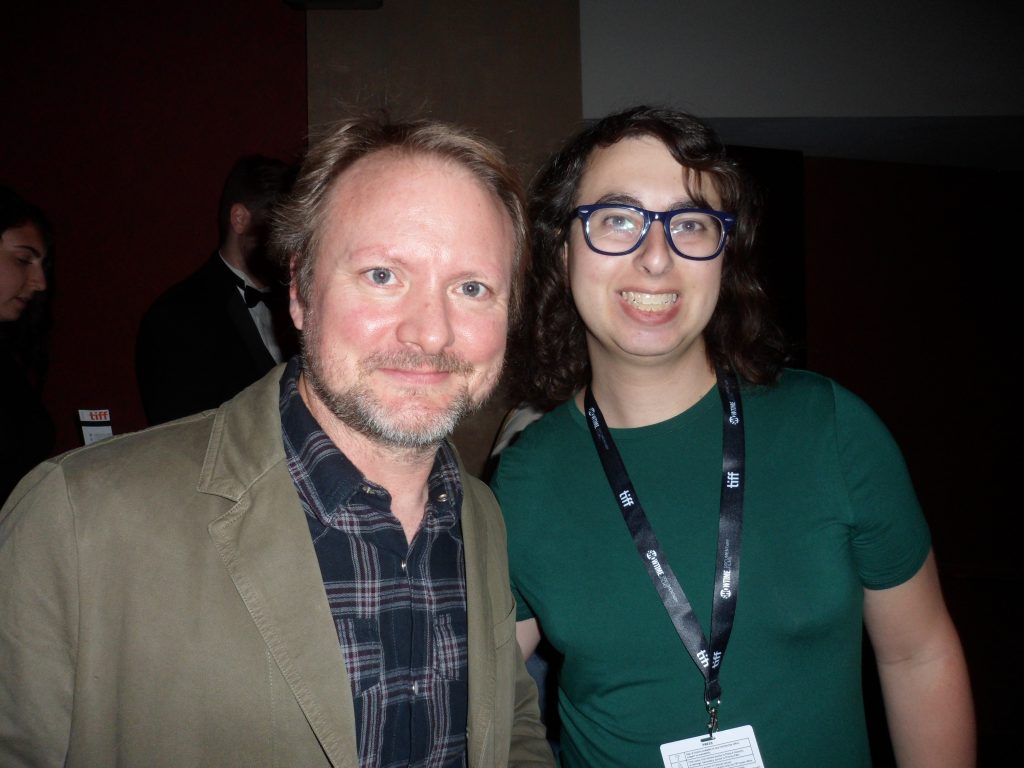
[[324, 149, 501, 224], [1, 222, 46, 254], [316, 149, 514, 272], [578, 135, 720, 206]]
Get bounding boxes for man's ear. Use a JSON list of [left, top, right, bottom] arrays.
[[230, 203, 252, 235], [288, 254, 304, 331]]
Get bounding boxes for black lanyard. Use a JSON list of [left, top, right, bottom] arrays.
[[583, 367, 745, 735]]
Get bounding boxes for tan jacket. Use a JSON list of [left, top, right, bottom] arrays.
[[0, 366, 553, 767]]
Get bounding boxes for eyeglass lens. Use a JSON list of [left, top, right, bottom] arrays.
[[586, 207, 724, 258]]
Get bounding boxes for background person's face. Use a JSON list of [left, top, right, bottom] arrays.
[[0, 223, 47, 322], [290, 151, 515, 449]]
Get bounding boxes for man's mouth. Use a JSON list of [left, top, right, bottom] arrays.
[[620, 291, 678, 312]]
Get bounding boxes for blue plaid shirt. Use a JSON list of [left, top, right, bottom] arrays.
[[279, 358, 469, 768]]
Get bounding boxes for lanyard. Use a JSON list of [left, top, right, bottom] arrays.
[[583, 367, 745, 735]]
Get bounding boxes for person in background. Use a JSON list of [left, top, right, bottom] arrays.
[[135, 154, 297, 425], [0, 115, 553, 768], [0, 185, 54, 507], [489, 105, 975, 767]]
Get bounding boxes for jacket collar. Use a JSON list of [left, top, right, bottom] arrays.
[[201, 364, 360, 767], [197, 365, 498, 766]]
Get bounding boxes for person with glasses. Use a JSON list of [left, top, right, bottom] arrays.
[[488, 105, 975, 767]]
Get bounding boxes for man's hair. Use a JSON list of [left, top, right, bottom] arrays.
[[271, 114, 529, 328], [511, 104, 788, 410], [217, 155, 294, 246]]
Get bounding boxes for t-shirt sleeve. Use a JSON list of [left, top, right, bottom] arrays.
[[832, 381, 931, 589]]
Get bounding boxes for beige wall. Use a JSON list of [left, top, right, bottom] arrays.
[[306, 1, 583, 476]]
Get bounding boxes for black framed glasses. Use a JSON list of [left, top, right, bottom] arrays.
[[574, 204, 736, 261]]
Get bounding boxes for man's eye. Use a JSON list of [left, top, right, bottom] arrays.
[[367, 268, 395, 285], [459, 281, 488, 298]]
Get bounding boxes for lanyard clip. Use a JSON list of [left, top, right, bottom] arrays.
[[704, 696, 721, 740]]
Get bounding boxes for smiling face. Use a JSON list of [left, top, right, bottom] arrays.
[[0, 223, 47, 322], [290, 150, 515, 451], [567, 135, 724, 376]]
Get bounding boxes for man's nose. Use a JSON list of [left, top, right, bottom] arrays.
[[396, 288, 455, 355]]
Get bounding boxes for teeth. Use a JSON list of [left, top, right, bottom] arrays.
[[621, 291, 678, 312]]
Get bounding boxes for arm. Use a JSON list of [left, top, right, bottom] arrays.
[[0, 463, 77, 767], [508, 630, 556, 767], [516, 617, 541, 660], [863, 550, 975, 767]]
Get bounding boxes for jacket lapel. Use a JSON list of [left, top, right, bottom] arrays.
[[201, 367, 359, 768], [462, 474, 497, 764]]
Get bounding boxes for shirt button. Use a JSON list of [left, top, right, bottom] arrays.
[[400, 559, 407, 572], [411, 681, 419, 695], [436, 492, 449, 503]]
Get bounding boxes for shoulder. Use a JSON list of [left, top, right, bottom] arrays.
[[1, 410, 218, 536], [141, 256, 230, 319], [488, 401, 583, 509], [55, 411, 214, 489], [503, 400, 578, 452], [747, 368, 880, 422]]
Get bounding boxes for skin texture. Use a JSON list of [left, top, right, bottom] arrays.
[[289, 150, 514, 542], [0, 223, 46, 322], [864, 553, 976, 766], [517, 134, 976, 766]]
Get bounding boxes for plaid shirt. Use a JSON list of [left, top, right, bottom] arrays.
[[279, 359, 469, 768]]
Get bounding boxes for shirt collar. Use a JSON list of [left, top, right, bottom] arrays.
[[278, 357, 463, 528]]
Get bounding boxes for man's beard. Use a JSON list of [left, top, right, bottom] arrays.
[[301, 315, 497, 450]]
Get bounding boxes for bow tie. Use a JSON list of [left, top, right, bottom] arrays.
[[235, 278, 276, 309]]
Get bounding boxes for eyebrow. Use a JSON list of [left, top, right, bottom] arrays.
[[13, 243, 44, 259], [590, 192, 699, 210]]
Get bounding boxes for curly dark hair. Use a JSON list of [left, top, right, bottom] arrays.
[[510, 105, 788, 410]]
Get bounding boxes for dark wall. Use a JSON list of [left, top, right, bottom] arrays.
[[2, 2, 308, 453], [304, 0, 584, 478], [803, 158, 1018, 764]]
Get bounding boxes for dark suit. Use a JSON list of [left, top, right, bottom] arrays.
[[136, 253, 296, 425]]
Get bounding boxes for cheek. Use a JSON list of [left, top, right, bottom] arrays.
[[0, 260, 18, 294], [315, 291, 395, 345], [458, 312, 509, 364], [567, 251, 616, 309], [699, 263, 724, 303]]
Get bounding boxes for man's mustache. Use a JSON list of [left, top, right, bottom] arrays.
[[360, 350, 475, 377]]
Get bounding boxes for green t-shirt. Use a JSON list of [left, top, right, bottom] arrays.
[[490, 369, 930, 767]]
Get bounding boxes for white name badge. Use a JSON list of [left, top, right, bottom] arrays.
[[660, 724, 765, 768]]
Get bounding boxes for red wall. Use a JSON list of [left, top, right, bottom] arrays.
[[2, 2, 307, 453]]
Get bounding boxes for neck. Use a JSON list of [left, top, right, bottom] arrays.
[[298, 374, 437, 544], [220, 239, 267, 289], [578, 347, 717, 429]]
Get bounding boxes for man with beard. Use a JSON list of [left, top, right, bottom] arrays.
[[136, 154, 298, 425], [0, 116, 554, 768]]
